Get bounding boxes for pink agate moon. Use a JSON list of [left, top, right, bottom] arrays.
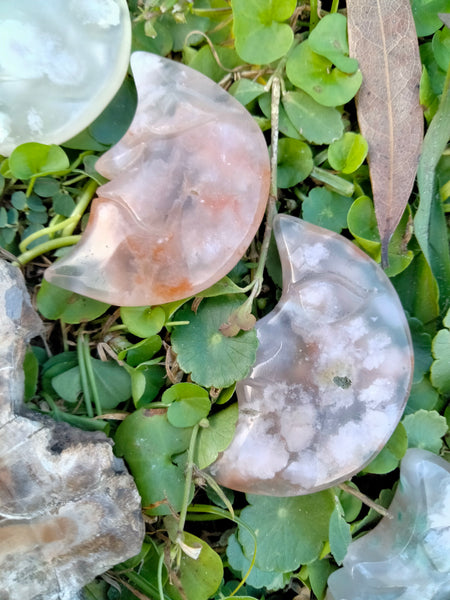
[[210, 215, 414, 496], [45, 52, 271, 306], [0, 0, 131, 156]]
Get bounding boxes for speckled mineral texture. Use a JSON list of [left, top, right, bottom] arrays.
[[326, 449, 450, 600], [0, 0, 131, 155], [210, 215, 413, 495], [45, 51, 271, 306], [0, 260, 144, 600]]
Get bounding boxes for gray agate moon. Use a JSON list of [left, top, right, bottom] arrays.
[[0, 0, 131, 156], [210, 214, 413, 495]]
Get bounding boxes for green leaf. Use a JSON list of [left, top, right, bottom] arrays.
[[328, 132, 368, 174], [171, 295, 258, 388], [132, 364, 165, 407], [238, 492, 334, 572], [277, 138, 313, 188], [305, 559, 336, 600], [259, 92, 302, 139], [411, 0, 450, 36], [420, 66, 440, 124], [231, 0, 296, 64], [34, 177, 60, 198], [431, 310, 450, 393], [161, 382, 211, 427], [196, 275, 245, 298], [328, 502, 351, 565], [195, 403, 239, 469], [229, 79, 266, 106], [414, 64, 450, 314], [185, 45, 242, 83], [432, 27, 450, 72], [402, 409, 448, 453], [405, 377, 440, 415], [286, 41, 362, 107], [120, 305, 166, 338], [362, 423, 408, 474], [118, 335, 162, 367], [132, 19, 173, 56], [282, 91, 344, 144], [37, 279, 109, 324], [52, 359, 131, 409], [391, 252, 440, 328], [9, 143, 69, 179], [408, 318, 433, 384], [226, 533, 290, 591], [347, 196, 414, 276], [308, 13, 359, 74], [114, 410, 193, 516], [302, 187, 353, 233], [165, 532, 223, 600], [88, 78, 138, 147]]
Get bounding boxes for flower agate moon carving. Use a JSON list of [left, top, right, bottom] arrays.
[[210, 215, 413, 495], [0, 0, 131, 156], [45, 52, 271, 306], [326, 449, 450, 600], [0, 260, 144, 600]]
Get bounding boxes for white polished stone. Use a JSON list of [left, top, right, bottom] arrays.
[[0, 0, 131, 155], [210, 215, 413, 495]]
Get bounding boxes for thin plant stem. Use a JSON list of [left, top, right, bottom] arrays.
[[19, 216, 77, 253], [177, 423, 200, 544], [330, 0, 339, 12], [244, 75, 280, 307], [157, 551, 165, 600], [77, 333, 94, 418], [62, 178, 98, 236], [14, 235, 81, 266], [82, 336, 103, 417], [310, 0, 319, 29], [338, 482, 393, 519]]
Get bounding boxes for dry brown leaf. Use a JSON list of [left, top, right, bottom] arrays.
[[347, 0, 424, 266]]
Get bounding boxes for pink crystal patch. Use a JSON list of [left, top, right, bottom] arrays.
[[45, 52, 270, 306], [210, 215, 414, 495]]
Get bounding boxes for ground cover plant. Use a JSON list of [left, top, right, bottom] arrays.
[[0, 0, 449, 598]]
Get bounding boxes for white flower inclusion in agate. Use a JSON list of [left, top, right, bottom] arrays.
[[211, 215, 413, 495], [326, 449, 450, 600], [0, 0, 131, 156], [45, 52, 271, 306]]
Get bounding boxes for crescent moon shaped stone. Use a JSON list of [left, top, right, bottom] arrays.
[[326, 449, 450, 600], [44, 52, 271, 306], [210, 214, 413, 495], [0, 0, 131, 156]]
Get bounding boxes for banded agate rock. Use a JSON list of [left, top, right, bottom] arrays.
[[45, 52, 271, 306], [210, 215, 413, 495], [0, 260, 144, 600], [0, 0, 131, 156], [326, 448, 450, 600]]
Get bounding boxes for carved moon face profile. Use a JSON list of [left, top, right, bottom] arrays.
[[0, 0, 131, 156], [44, 52, 271, 306], [326, 449, 450, 599], [210, 215, 413, 495]]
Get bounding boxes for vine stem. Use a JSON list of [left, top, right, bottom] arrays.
[[62, 178, 98, 236], [338, 482, 393, 519], [176, 423, 200, 544], [14, 235, 81, 267], [244, 75, 280, 308]]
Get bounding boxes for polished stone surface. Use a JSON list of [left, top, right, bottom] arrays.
[[0, 0, 131, 156], [45, 52, 270, 306], [211, 215, 413, 495], [0, 260, 144, 600], [326, 448, 450, 600]]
